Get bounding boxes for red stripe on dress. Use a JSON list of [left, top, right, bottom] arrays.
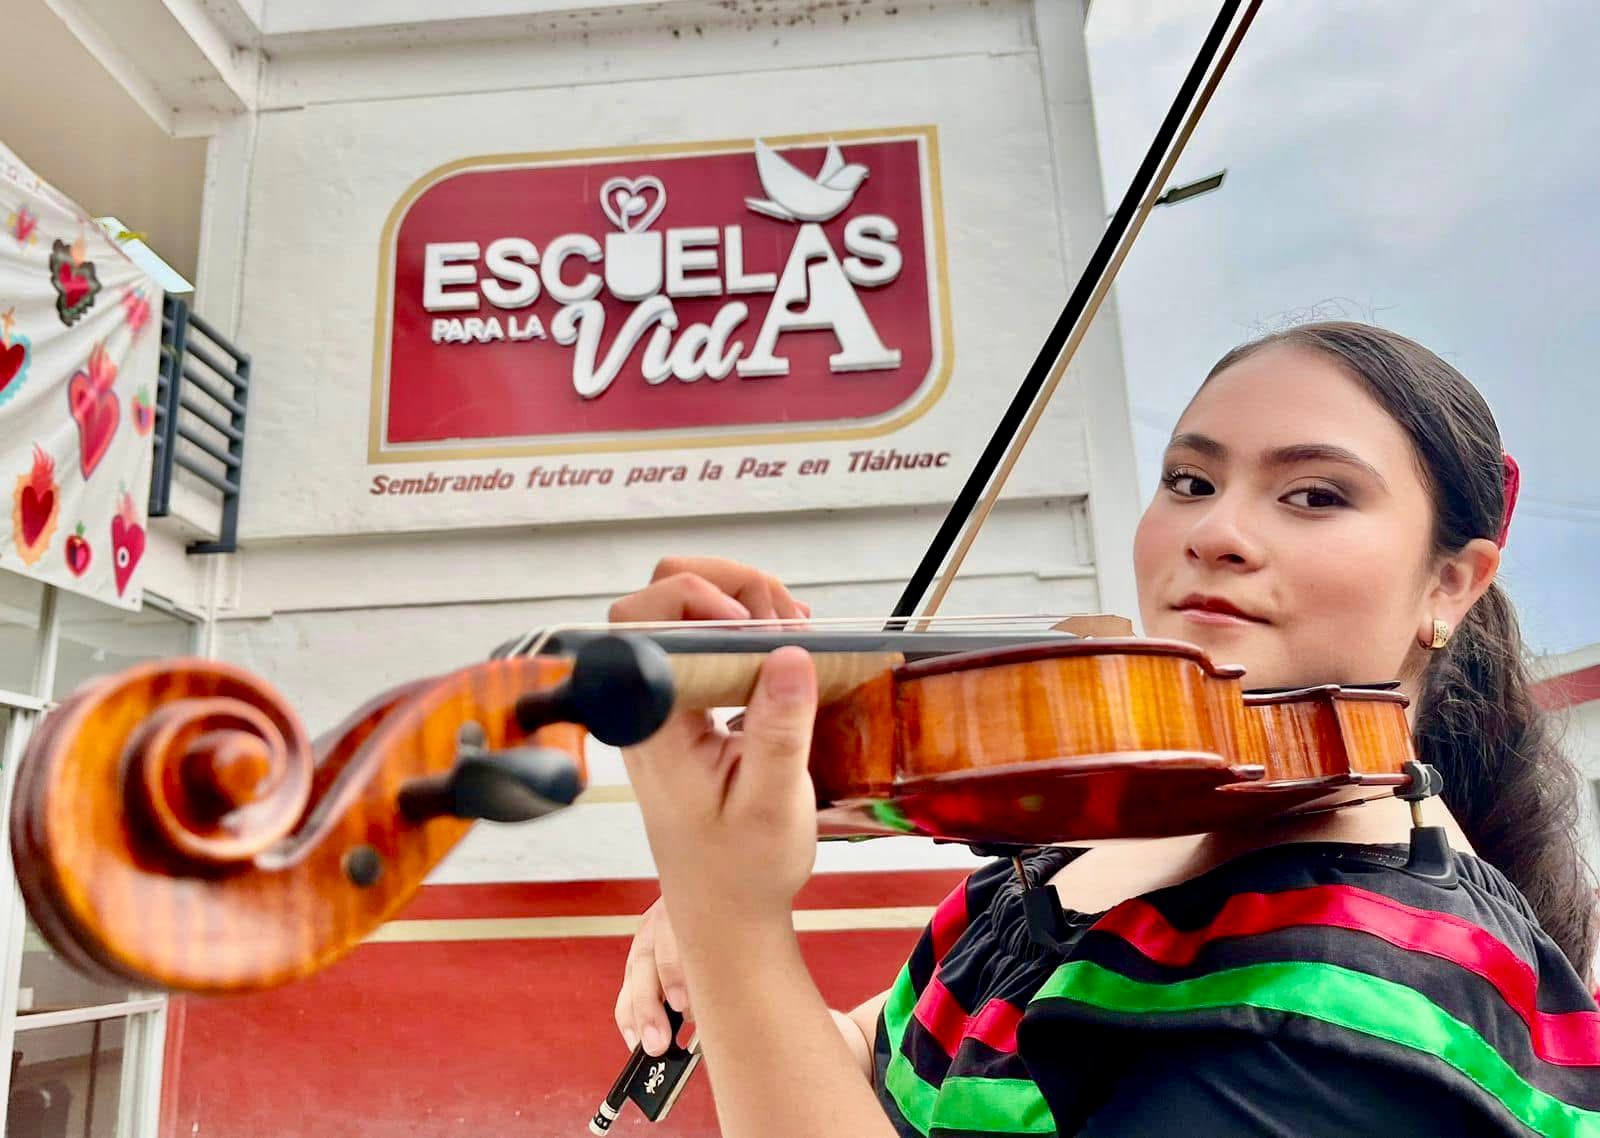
[[906, 876, 1022, 1059], [1097, 884, 1600, 1067], [913, 973, 1026, 1056], [929, 877, 972, 962]]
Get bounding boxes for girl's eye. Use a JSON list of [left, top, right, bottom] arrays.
[[1161, 468, 1214, 497], [1283, 485, 1348, 509]]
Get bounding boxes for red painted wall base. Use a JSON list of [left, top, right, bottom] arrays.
[[159, 870, 968, 1138]]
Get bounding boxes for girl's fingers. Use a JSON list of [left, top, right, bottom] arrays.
[[639, 558, 806, 624], [620, 912, 674, 1055], [654, 922, 689, 1016], [629, 965, 674, 1056], [609, 572, 751, 624], [728, 647, 817, 812]]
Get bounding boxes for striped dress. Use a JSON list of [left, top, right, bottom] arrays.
[[874, 842, 1600, 1137]]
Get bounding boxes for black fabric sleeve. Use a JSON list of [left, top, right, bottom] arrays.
[[1074, 1032, 1498, 1138]]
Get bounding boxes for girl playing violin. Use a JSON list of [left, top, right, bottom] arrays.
[[609, 322, 1600, 1136]]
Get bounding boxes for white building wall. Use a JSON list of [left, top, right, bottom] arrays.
[[209, 0, 1131, 883], [238, 12, 1101, 538], [215, 500, 1102, 880], [1560, 697, 1600, 879]]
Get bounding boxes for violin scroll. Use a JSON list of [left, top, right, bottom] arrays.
[[127, 693, 312, 868]]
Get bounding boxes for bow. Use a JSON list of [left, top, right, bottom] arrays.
[[892, 0, 1263, 626]]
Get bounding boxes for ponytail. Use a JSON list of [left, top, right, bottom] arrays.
[[1417, 583, 1595, 971]]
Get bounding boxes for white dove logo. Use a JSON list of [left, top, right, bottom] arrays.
[[745, 139, 869, 223]]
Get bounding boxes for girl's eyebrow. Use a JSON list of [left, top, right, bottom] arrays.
[[1167, 431, 1227, 460], [1166, 433, 1388, 490]]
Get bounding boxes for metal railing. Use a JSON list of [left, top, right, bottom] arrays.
[[149, 295, 250, 553]]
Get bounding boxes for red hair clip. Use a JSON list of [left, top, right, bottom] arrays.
[[1497, 452, 1520, 549]]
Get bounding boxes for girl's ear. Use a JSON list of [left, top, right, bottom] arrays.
[[1418, 537, 1500, 646]]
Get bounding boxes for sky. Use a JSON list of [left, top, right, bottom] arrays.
[[1084, 0, 1600, 657]]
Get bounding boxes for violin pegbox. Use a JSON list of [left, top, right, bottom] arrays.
[[399, 634, 679, 823], [514, 632, 678, 747], [8, 639, 670, 993], [7, 635, 685, 994]]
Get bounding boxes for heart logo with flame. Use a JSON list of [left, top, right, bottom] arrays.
[[599, 176, 666, 234]]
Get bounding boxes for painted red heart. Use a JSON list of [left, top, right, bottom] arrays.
[[68, 372, 118, 478], [20, 485, 54, 546], [0, 342, 23, 393], [57, 261, 92, 309], [111, 514, 145, 596], [64, 532, 90, 576]]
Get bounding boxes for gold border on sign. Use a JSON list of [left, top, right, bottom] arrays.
[[367, 125, 954, 464]]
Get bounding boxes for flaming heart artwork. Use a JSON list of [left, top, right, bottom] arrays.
[[11, 446, 59, 565], [1, 142, 165, 607], [6, 205, 37, 250], [0, 308, 29, 410], [122, 287, 152, 339], [49, 236, 101, 326], [110, 492, 145, 596], [68, 342, 120, 478]]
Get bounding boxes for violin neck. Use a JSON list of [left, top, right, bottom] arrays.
[[668, 651, 904, 709]]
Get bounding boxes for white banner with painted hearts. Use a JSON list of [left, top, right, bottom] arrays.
[[0, 139, 160, 611]]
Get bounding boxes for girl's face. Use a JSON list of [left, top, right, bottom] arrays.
[[1133, 345, 1447, 692]]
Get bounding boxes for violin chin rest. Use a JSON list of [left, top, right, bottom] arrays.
[[1050, 614, 1135, 638]]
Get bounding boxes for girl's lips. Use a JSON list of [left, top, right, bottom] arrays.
[[1176, 607, 1262, 627]]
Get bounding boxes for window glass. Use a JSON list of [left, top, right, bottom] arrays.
[[7, 1018, 126, 1138], [51, 591, 194, 702], [17, 921, 142, 1015], [0, 571, 45, 696]]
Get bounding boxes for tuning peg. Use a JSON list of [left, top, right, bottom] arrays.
[[515, 632, 676, 748], [399, 731, 582, 824]]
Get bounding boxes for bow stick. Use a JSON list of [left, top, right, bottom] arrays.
[[892, 0, 1262, 627]]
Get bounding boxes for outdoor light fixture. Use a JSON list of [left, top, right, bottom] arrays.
[[1155, 170, 1227, 206]]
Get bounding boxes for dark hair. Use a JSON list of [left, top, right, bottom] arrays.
[[1207, 321, 1595, 972]]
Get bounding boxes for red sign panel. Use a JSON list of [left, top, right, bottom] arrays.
[[370, 128, 950, 461]]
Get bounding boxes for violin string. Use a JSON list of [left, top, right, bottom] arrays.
[[509, 613, 1075, 657]]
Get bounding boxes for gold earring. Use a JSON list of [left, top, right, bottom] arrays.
[[1428, 619, 1450, 650]]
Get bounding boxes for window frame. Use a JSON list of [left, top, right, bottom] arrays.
[[0, 582, 203, 1136]]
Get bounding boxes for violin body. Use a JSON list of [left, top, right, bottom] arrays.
[[811, 637, 1411, 844], [9, 631, 1413, 994]]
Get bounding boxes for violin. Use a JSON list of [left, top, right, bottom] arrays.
[[9, 625, 1416, 995]]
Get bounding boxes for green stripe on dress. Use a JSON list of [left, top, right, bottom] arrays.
[[881, 963, 1056, 1135], [1033, 959, 1600, 1138]]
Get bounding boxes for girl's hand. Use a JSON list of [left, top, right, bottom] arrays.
[[608, 556, 809, 625], [606, 556, 813, 1052], [622, 646, 820, 929], [614, 896, 688, 1056]]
